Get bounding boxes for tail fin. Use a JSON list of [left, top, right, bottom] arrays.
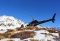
[[52, 13, 56, 23]]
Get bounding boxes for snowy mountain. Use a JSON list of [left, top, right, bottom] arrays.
[[0, 15, 59, 41], [0, 15, 25, 29]]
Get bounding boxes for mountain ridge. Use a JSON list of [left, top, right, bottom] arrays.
[[0, 15, 25, 29]]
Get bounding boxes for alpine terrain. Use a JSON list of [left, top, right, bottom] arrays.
[[0, 15, 60, 41]]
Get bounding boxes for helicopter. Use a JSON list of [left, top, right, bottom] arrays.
[[27, 13, 56, 26]]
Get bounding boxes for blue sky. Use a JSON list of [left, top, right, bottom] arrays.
[[0, 0, 60, 27]]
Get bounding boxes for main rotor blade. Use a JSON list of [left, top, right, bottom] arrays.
[[29, 15, 35, 20]]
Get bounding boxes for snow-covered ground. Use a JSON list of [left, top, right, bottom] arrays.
[[0, 38, 20, 41], [0, 29, 7, 33], [0, 30, 59, 41], [22, 30, 59, 41]]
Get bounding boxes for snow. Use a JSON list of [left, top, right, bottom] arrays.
[[0, 15, 25, 29], [36, 25, 43, 28], [50, 33, 59, 38], [34, 31, 45, 39], [0, 29, 7, 33], [33, 30, 55, 41], [0, 38, 20, 41]]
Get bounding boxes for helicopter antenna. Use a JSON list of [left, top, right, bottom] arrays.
[[29, 15, 35, 21]]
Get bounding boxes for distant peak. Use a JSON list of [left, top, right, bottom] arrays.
[[0, 15, 25, 29]]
